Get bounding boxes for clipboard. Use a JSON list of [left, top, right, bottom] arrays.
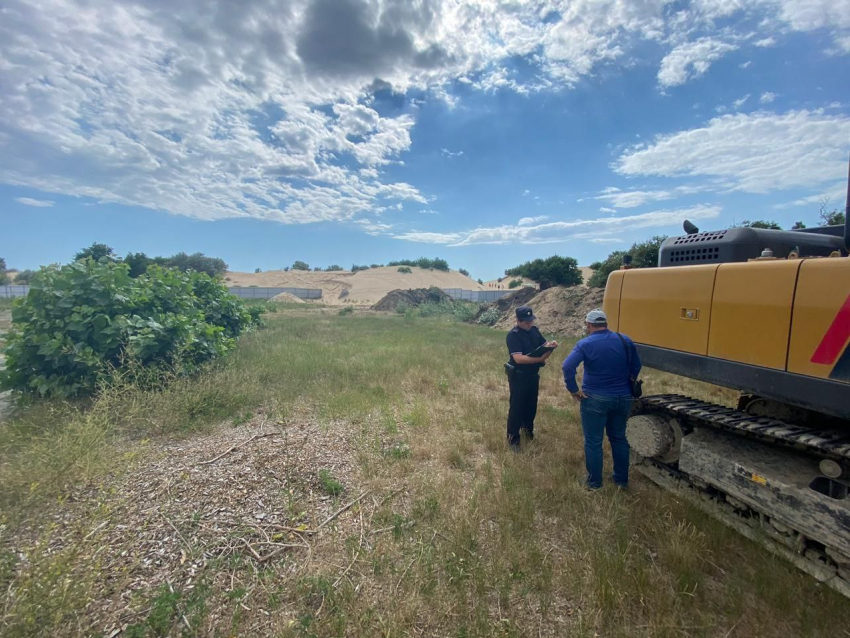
[[526, 343, 556, 358]]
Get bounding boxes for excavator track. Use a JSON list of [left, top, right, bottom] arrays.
[[632, 395, 850, 599], [641, 394, 850, 461]]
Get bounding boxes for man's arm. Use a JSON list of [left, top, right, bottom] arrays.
[[561, 344, 585, 394], [512, 352, 548, 365]]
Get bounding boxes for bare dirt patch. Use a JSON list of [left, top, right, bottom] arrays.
[[492, 286, 604, 337], [269, 292, 305, 304], [371, 287, 452, 311], [1, 408, 381, 636]]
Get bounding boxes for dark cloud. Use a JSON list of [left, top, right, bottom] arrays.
[[296, 0, 449, 78]]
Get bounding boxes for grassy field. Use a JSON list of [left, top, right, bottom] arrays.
[[0, 308, 846, 637]]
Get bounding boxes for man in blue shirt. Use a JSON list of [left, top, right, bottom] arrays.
[[562, 309, 641, 489]]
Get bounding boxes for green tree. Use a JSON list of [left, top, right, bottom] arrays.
[[588, 236, 667, 288], [124, 252, 154, 278], [165, 252, 227, 277], [0, 258, 8, 285], [74, 242, 116, 262], [734, 220, 782, 229], [325, 265, 343, 271], [820, 209, 845, 226], [12, 269, 37, 285], [459, 268, 470, 277], [291, 260, 310, 271], [791, 221, 807, 230], [505, 255, 582, 290]]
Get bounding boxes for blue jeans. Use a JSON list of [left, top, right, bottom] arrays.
[[580, 394, 632, 488]]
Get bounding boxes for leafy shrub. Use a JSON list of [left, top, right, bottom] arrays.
[[370, 263, 383, 269], [397, 266, 412, 274], [351, 264, 370, 272], [318, 469, 343, 496], [459, 268, 470, 277], [387, 257, 449, 271], [588, 236, 666, 288], [325, 265, 343, 271], [338, 306, 354, 316], [13, 269, 36, 285], [74, 242, 115, 263], [505, 255, 582, 290], [291, 260, 310, 271], [394, 301, 410, 315], [0, 260, 261, 397], [508, 279, 523, 289], [477, 307, 502, 326]]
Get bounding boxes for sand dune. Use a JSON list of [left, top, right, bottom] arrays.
[[225, 266, 487, 305]]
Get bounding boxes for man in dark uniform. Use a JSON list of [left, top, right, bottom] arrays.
[[506, 306, 558, 451]]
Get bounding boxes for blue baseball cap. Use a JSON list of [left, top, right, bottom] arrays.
[[516, 306, 537, 321]]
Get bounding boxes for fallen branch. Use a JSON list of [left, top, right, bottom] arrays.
[[197, 432, 279, 466], [317, 491, 370, 530], [267, 523, 319, 535]]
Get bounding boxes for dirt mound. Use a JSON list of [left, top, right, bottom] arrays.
[[371, 287, 452, 311], [270, 291, 305, 303], [493, 285, 604, 336]]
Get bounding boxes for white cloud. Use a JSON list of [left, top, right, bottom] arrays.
[[440, 148, 464, 158], [419, 208, 440, 215], [0, 0, 847, 235], [14, 197, 55, 207], [522, 190, 531, 196], [616, 110, 850, 193], [589, 237, 625, 244], [739, 60, 753, 68], [774, 184, 846, 209], [591, 185, 705, 208], [518, 215, 549, 226], [599, 207, 617, 213], [760, 91, 777, 103], [733, 94, 750, 109], [658, 37, 739, 88], [395, 204, 721, 246], [754, 36, 777, 47]]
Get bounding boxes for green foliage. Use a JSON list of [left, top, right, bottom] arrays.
[[255, 267, 262, 273], [820, 209, 845, 226], [477, 278, 483, 285], [0, 272, 8, 285], [0, 257, 6, 272], [124, 252, 156, 278], [318, 469, 343, 496], [791, 221, 806, 230], [387, 257, 449, 271], [338, 306, 354, 316], [734, 219, 782, 229], [370, 263, 383, 269], [505, 255, 582, 290], [351, 264, 369, 272], [73, 242, 115, 263], [476, 307, 501, 326], [12, 269, 36, 285], [165, 252, 228, 277], [397, 266, 412, 274], [291, 260, 310, 271], [0, 260, 260, 397], [325, 265, 343, 271], [587, 236, 666, 288], [508, 279, 523, 289], [458, 268, 470, 277]]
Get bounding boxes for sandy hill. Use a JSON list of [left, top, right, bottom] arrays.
[[485, 267, 594, 289], [225, 266, 486, 305]]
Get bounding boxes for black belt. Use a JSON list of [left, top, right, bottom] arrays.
[[514, 369, 539, 376]]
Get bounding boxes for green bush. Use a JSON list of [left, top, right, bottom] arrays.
[[14, 269, 37, 285], [477, 307, 502, 326], [387, 257, 449, 271], [587, 236, 666, 288], [508, 279, 523, 289], [338, 306, 354, 316], [505, 255, 582, 290], [459, 268, 470, 277], [397, 266, 412, 274], [351, 264, 370, 272], [291, 260, 310, 271], [0, 260, 261, 397]]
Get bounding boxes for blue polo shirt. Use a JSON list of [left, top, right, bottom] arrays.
[[562, 330, 641, 396]]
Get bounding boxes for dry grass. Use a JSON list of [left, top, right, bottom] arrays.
[[0, 310, 846, 637]]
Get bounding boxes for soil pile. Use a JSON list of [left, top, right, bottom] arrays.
[[492, 285, 605, 336], [371, 287, 452, 311], [270, 292, 306, 303]]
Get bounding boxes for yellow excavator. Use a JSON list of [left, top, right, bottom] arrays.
[[602, 169, 850, 597]]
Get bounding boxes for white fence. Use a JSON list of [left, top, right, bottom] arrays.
[[0, 285, 29, 298], [227, 287, 323, 300], [442, 288, 514, 302]]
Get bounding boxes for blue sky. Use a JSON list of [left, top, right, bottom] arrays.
[[1, 0, 848, 281]]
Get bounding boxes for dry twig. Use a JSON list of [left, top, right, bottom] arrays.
[[197, 432, 279, 466], [317, 490, 370, 530]]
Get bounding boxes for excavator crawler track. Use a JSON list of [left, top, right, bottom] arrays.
[[641, 394, 850, 461]]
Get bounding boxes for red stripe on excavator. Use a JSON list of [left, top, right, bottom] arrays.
[[811, 294, 850, 365]]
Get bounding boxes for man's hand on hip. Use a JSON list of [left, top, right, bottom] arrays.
[[571, 390, 587, 402]]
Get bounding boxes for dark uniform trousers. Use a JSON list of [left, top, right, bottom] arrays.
[[507, 371, 539, 444]]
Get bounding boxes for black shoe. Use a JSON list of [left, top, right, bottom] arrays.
[[521, 429, 534, 442]]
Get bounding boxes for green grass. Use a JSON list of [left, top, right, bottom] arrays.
[[0, 308, 846, 637]]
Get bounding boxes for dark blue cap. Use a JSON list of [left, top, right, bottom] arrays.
[[516, 306, 536, 321]]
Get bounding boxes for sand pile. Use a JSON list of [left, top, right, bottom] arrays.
[[492, 285, 604, 337], [269, 292, 305, 303], [371, 287, 452, 311]]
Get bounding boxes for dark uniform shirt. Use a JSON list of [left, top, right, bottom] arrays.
[[507, 326, 547, 372]]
